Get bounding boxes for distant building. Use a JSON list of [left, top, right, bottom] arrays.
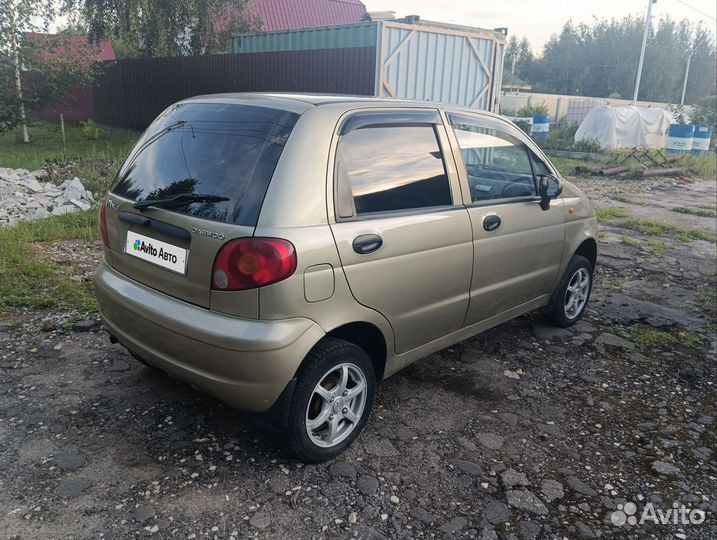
[[501, 71, 532, 94], [24, 33, 116, 64], [24, 33, 116, 124], [252, 0, 367, 31], [214, 0, 367, 52]]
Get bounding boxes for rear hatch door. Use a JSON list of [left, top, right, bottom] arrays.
[[103, 101, 300, 308]]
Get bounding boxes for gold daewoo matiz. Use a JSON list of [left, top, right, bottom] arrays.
[[94, 93, 598, 461]]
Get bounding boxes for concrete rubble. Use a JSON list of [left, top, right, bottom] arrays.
[[0, 167, 95, 226]]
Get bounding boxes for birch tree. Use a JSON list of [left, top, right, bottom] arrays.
[[66, 0, 262, 57], [0, 0, 54, 142]]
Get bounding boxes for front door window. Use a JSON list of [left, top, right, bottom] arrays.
[[450, 118, 537, 203]]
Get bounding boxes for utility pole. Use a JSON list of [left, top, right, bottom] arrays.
[[632, 0, 656, 106], [680, 53, 691, 106]]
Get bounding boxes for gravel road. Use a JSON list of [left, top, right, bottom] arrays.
[[1, 176, 715, 540]]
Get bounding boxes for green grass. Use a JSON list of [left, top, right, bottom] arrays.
[[549, 156, 594, 177], [629, 328, 705, 350], [696, 289, 717, 333], [0, 120, 136, 170], [620, 235, 642, 249], [0, 210, 98, 310], [686, 154, 717, 178], [44, 157, 125, 197], [697, 288, 716, 314], [620, 218, 715, 243], [0, 120, 132, 313], [596, 206, 629, 222], [598, 206, 715, 243], [648, 241, 668, 257], [611, 194, 634, 204], [556, 149, 715, 180], [602, 149, 716, 179], [672, 206, 717, 218], [620, 234, 668, 256], [611, 194, 648, 205]]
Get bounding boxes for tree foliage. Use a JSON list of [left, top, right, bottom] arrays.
[[510, 15, 716, 105], [65, 0, 262, 57], [505, 35, 518, 73], [1, 0, 50, 136], [0, 0, 92, 138], [22, 35, 98, 108], [0, 57, 20, 132], [505, 35, 535, 79], [690, 95, 717, 132], [0, 33, 98, 133]]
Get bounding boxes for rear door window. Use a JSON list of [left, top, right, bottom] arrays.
[[335, 124, 452, 217], [111, 102, 299, 226]]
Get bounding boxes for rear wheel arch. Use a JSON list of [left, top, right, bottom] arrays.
[[311, 322, 388, 382], [255, 323, 386, 437], [287, 337, 376, 461]]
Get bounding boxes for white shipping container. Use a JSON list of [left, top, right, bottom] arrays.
[[375, 20, 506, 112], [233, 19, 506, 112]]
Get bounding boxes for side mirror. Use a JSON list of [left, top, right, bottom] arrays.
[[538, 175, 563, 211]]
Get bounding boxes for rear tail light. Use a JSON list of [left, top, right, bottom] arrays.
[[99, 203, 110, 248], [212, 238, 297, 291]]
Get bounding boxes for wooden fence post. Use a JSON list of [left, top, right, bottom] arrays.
[[60, 113, 66, 153]]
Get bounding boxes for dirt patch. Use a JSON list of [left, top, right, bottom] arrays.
[[30, 239, 103, 282], [1, 176, 715, 540]]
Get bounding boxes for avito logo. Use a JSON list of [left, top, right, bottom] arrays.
[[133, 240, 158, 256], [132, 238, 179, 265], [610, 501, 706, 527]]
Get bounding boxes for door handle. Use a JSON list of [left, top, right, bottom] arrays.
[[483, 214, 502, 232], [352, 234, 383, 254]]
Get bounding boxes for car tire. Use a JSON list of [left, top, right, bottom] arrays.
[[287, 338, 375, 463], [544, 255, 593, 328]]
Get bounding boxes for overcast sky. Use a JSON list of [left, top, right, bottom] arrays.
[[362, 0, 717, 51]]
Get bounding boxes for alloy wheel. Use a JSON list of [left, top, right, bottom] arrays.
[[305, 363, 367, 448], [564, 267, 590, 320]]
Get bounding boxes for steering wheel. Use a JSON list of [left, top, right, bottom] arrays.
[[501, 181, 533, 198]]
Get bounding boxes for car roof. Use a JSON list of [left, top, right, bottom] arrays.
[[180, 92, 505, 121]]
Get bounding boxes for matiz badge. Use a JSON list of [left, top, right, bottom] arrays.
[[192, 227, 225, 240]]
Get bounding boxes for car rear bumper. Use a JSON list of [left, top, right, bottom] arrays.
[[93, 260, 325, 413]]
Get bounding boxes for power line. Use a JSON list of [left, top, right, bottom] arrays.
[[675, 0, 717, 22]]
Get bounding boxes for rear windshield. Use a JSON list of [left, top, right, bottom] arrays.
[[111, 102, 299, 226]]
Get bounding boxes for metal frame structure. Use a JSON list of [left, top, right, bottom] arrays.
[[374, 20, 505, 112]]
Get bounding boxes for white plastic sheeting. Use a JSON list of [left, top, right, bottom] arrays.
[[574, 105, 671, 150]]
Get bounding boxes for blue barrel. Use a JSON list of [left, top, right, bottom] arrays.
[[531, 115, 550, 141], [666, 124, 694, 154], [691, 126, 713, 158]]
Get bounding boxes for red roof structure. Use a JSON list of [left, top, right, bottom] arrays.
[[24, 32, 116, 63], [253, 0, 367, 32]]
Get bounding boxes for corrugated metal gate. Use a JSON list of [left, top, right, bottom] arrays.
[[92, 48, 376, 131]]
